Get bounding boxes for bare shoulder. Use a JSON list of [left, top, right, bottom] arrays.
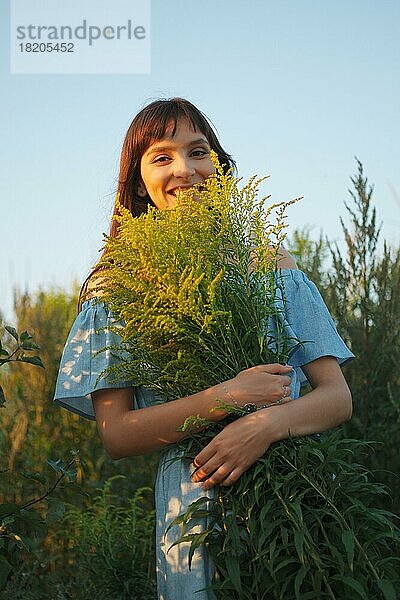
[[82, 271, 106, 301], [266, 245, 297, 269], [277, 246, 298, 269]]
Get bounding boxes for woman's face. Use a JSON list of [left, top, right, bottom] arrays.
[[139, 119, 216, 210]]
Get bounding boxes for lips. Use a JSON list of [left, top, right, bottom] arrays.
[[167, 184, 205, 197], [167, 186, 193, 197]]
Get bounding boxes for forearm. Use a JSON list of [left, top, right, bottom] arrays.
[[264, 379, 352, 444], [188, 359, 352, 491], [190, 366, 352, 491], [97, 383, 230, 459], [94, 363, 293, 459]]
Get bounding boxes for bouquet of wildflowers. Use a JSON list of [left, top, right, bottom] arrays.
[[94, 156, 399, 599]]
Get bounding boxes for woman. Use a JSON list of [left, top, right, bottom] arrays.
[[54, 97, 354, 599]]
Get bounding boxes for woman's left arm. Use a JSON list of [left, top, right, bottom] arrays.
[[191, 356, 352, 490]]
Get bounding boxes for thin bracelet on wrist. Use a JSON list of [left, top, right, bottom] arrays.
[[221, 382, 258, 413], [221, 382, 239, 408], [221, 383, 288, 412], [259, 386, 291, 409], [259, 398, 285, 409]]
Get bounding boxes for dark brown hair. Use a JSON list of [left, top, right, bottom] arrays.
[[78, 97, 236, 311]]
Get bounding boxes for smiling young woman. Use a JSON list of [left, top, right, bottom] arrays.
[[53, 97, 353, 600], [137, 122, 216, 210]]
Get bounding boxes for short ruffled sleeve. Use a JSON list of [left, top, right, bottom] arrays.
[[53, 299, 136, 420], [275, 270, 354, 381]]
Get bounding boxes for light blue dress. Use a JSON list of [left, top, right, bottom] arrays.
[[53, 270, 354, 600]]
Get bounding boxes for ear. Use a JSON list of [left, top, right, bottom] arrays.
[[137, 181, 148, 197]]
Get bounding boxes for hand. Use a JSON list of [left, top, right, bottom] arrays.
[[191, 410, 274, 491], [223, 363, 292, 409]]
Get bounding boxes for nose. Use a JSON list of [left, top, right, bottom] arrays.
[[173, 155, 195, 179]]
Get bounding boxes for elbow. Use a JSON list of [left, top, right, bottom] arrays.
[[92, 387, 139, 460], [96, 424, 121, 460], [95, 412, 138, 460], [101, 429, 142, 460], [101, 437, 123, 460], [346, 392, 353, 422], [339, 386, 353, 424], [106, 445, 124, 461], [99, 428, 130, 461], [104, 436, 136, 460]]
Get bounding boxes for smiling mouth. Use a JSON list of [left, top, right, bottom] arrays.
[[168, 185, 205, 197], [168, 187, 191, 197]]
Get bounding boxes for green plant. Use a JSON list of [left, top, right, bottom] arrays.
[[325, 159, 400, 506], [0, 323, 79, 591], [285, 225, 328, 288], [96, 156, 400, 598], [0, 455, 78, 588], [0, 287, 159, 596], [0, 324, 43, 407], [0, 287, 158, 502], [171, 428, 400, 599], [0, 477, 157, 600], [63, 476, 156, 599], [95, 154, 298, 393]]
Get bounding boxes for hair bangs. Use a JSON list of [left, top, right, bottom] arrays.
[[136, 99, 211, 155]]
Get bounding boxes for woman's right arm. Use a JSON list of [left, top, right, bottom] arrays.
[[92, 363, 292, 459]]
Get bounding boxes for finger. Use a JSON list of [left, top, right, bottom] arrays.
[[193, 446, 217, 469], [191, 456, 221, 482], [267, 377, 292, 400], [220, 468, 243, 487], [278, 383, 291, 399], [278, 375, 292, 386], [267, 374, 292, 386], [200, 465, 234, 490], [261, 363, 293, 374]]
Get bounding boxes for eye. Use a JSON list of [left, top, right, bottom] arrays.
[[152, 155, 170, 164], [191, 148, 210, 157]]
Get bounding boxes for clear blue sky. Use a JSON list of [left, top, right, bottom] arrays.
[[1, 0, 399, 323]]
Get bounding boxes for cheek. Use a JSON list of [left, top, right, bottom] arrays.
[[203, 160, 216, 177], [139, 163, 148, 189], [140, 166, 159, 193]]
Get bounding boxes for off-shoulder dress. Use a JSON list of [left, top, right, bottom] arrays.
[[54, 270, 354, 600]]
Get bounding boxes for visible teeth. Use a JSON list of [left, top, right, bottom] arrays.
[[169, 187, 198, 197]]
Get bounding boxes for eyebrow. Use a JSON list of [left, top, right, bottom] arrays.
[[146, 138, 210, 157]]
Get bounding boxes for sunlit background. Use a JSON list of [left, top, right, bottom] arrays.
[[1, 0, 399, 322]]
